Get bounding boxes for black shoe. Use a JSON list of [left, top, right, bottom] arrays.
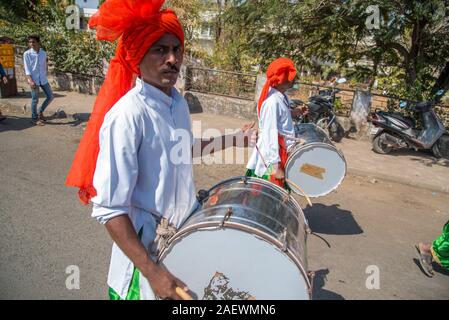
[[38, 112, 47, 122], [31, 119, 45, 126]]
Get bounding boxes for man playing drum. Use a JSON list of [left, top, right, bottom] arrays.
[[66, 0, 254, 300], [246, 58, 305, 188]]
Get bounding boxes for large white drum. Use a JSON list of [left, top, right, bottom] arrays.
[[285, 123, 346, 198], [158, 177, 312, 300]]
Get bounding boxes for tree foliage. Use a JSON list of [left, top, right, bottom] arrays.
[[223, 0, 449, 101]]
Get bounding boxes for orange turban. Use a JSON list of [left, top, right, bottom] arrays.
[[66, 0, 185, 204], [257, 58, 297, 117]]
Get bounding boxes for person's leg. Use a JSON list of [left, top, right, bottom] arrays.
[[431, 221, 449, 271], [416, 242, 434, 277], [38, 82, 54, 117], [30, 87, 39, 121]]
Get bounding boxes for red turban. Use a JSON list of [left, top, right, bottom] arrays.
[[66, 0, 185, 204], [257, 58, 297, 117]]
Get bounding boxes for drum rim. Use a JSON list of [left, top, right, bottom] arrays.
[[157, 220, 312, 298], [285, 142, 347, 198], [206, 176, 304, 216]]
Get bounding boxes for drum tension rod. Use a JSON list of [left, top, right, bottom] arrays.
[[279, 228, 288, 252], [308, 271, 316, 297], [220, 207, 233, 228]]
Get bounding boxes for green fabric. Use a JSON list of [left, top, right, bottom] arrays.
[[245, 168, 271, 180], [245, 167, 290, 191], [108, 228, 144, 300], [432, 220, 449, 270], [108, 266, 141, 300]]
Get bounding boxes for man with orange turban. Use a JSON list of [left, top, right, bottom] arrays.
[[246, 58, 304, 188], [66, 0, 254, 300]]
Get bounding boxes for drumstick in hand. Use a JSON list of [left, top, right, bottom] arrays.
[[176, 287, 193, 300]]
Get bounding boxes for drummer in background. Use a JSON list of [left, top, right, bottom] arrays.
[[246, 58, 306, 188], [66, 0, 255, 301]]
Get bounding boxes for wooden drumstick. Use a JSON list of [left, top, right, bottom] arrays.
[[285, 178, 313, 207], [176, 287, 194, 300]]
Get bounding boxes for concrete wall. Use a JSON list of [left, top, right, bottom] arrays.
[[184, 91, 257, 121]]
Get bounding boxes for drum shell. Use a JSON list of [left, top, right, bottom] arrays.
[[158, 177, 311, 299]]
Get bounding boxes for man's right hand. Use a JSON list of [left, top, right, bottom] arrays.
[[144, 264, 189, 300], [29, 80, 36, 89]]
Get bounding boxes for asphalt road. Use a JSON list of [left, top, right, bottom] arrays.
[[0, 112, 448, 299]]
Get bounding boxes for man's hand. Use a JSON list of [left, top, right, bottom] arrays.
[[272, 164, 285, 180], [2, 76, 7, 85], [144, 264, 189, 300], [29, 80, 36, 89]]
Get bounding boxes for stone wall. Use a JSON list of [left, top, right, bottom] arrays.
[[184, 91, 257, 121]]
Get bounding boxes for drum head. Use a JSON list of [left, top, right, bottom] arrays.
[[286, 143, 346, 197], [160, 228, 310, 300]]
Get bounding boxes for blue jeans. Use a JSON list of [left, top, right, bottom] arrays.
[[31, 82, 54, 120]]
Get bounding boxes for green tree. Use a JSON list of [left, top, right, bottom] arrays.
[[0, 0, 115, 75], [224, 0, 449, 101]]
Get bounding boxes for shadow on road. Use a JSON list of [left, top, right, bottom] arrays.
[[304, 203, 363, 235], [5, 91, 66, 100], [0, 113, 89, 133], [375, 148, 449, 168], [413, 258, 449, 277], [312, 269, 345, 300]]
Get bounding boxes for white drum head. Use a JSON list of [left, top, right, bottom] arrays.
[[286, 143, 346, 197], [160, 228, 310, 300]]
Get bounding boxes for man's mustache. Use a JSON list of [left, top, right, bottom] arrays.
[[162, 65, 179, 73]]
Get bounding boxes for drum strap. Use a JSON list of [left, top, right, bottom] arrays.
[[151, 218, 177, 256]]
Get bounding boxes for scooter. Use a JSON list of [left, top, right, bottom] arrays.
[[370, 92, 449, 159], [290, 78, 346, 142]]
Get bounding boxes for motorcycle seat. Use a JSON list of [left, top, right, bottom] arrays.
[[309, 95, 331, 105], [378, 111, 415, 128]]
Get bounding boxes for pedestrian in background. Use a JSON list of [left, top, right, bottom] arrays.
[[23, 35, 53, 126], [0, 61, 8, 122]]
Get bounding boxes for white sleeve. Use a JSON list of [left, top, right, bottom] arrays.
[[259, 100, 281, 166], [23, 52, 31, 76], [91, 110, 142, 224]]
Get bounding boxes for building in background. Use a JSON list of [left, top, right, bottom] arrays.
[[75, 0, 99, 29]]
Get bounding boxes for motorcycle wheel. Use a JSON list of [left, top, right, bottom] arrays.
[[329, 121, 345, 143], [372, 133, 393, 154], [432, 142, 442, 159]]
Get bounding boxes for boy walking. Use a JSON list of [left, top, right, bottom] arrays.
[[23, 35, 54, 125]]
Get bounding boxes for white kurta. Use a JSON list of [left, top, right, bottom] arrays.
[[247, 88, 296, 177], [91, 78, 198, 299]]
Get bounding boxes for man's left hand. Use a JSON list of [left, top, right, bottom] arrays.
[[240, 121, 258, 147]]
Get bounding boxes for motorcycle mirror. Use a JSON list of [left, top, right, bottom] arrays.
[[337, 78, 347, 84], [436, 89, 444, 96], [399, 101, 407, 108]]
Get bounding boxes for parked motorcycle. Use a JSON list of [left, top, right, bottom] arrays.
[[290, 78, 346, 142], [370, 91, 449, 159]]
